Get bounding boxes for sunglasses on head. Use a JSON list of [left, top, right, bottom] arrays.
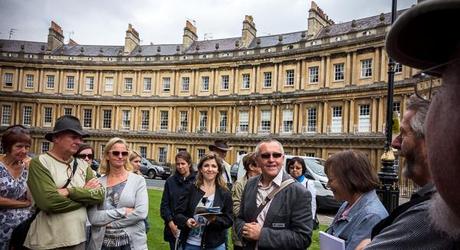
[[260, 152, 283, 159], [110, 151, 129, 157], [77, 154, 94, 160]]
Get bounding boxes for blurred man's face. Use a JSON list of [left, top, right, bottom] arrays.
[[256, 141, 284, 180], [54, 131, 83, 156]]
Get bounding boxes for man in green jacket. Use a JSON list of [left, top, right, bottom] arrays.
[[24, 115, 105, 250]]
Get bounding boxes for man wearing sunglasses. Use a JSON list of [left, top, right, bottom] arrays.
[[25, 115, 105, 250], [235, 139, 312, 250]]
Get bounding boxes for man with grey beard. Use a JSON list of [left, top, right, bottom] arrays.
[[384, 0, 460, 242], [358, 95, 457, 249]]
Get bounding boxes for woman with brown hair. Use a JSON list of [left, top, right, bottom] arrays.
[[0, 125, 32, 249], [325, 150, 388, 250], [87, 137, 148, 250], [174, 152, 232, 250]]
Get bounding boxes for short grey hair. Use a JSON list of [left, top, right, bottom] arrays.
[[254, 138, 285, 156], [406, 94, 430, 138]]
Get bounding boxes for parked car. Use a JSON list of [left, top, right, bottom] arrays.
[[147, 159, 171, 180], [236, 154, 342, 211], [230, 163, 238, 182], [140, 157, 165, 179]]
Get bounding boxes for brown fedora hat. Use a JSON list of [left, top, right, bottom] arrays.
[[45, 115, 89, 141], [385, 0, 460, 75], [209, 140, 233, 151]]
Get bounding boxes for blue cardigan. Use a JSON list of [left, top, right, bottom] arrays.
[[326, 190, 388, 250]]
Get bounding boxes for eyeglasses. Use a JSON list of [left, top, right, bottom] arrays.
[[412, 58, 460, 102], [77, 154, 93, 160], [110, 151, 129, 157], [259, 152, 283, 159]]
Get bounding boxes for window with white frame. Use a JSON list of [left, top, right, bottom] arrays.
[[1, 105, 12, 126], [181, 77, 190, 91], [3, 73, 13, 87], [141, 110, 149, 130], [158, 147, 167, 163], [102, 110, 112, 128], [84, 77, 94, 91], [64, 107, 73, 116], [66, 76, 75, 89], [197, 148, 206, 159], [394, 62, 403, 73], [309, 66, 319, 83], [307, 107, 317, 132], [41, 141, 50, 153], [139, 146, 147, 158], [179, 111, 188, 130], [358, 104, 371, 132], [219, 111, 227, 132], [334, 63, 345, 81], [361, 59, 373, 78], [241, 74, 250, 89], [124, 78, 133, 92], [201, 76, 209, 91], [43, 107, 53, 126], [104, 77, 113, 91], [285, 70, 295, 86], [282, 110, 293, 133], [122, 110, 131, 129], [260, 110, 271, 132], [331, 106, 342, 133], [23, 106, 32, 126], [160, 111, 169, 130], [393, 101, 401, 115], [199, 111, 207, 131], [46, 75, 55, 89], [143, 77, 152, 91], [239, 111, 249, 132], [83, 109, 92, 128], [221, 75, 229, 90], [25, 74, 34, 88], [305, 152, 315, 157], [263, 72, 272, 88], [162, 77, 170, 92]]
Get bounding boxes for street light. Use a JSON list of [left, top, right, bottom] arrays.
[[377, 0, 400, 213]]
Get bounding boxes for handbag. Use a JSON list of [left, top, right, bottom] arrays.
[[9, 158, 79, 249]]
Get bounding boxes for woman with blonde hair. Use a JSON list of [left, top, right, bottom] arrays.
[[174, 152, 233, 250], [87, 137, 148, 250], [128, 150, 142, 175]]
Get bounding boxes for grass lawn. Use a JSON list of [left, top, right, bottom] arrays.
[[148, 189, 326, 250]]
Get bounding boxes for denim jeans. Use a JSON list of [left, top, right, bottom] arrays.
[[183, 242, 225, 250]]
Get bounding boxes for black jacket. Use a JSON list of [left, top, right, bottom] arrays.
[[160, 172, 196, 242], [174, 184, 233, 249]]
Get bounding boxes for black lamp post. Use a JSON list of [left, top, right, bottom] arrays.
[[377, 0, 400, 213]]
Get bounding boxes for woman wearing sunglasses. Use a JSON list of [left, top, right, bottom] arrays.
[[87, 137, 148, 250], [74, 143, 100, 177], [174, 153, 233, 250]]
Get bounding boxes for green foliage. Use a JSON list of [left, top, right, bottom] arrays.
[[147, 189, 324, 250]]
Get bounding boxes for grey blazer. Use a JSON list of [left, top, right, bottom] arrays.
[[235, 171, 313, 250], [87, 172, 148, 250]]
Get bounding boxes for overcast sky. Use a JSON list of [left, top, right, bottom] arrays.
[[0, 0, 416, 46]]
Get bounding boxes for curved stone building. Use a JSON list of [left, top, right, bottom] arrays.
[[0, 2, 431, 189]]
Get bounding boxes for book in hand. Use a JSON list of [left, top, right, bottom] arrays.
[[194, 206, 222, 216], [319, 231, 345, 250]]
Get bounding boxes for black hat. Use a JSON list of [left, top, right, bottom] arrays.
[[209, 140, 233, 151], [45, 115, 89, 142], [385, 0, 460, 75]]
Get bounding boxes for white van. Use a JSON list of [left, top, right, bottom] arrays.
[[236, 154, 342, 211]]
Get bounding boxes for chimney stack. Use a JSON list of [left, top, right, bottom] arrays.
[[183, 20, 198, 49], [124, 24, 140, 55], [241, 15, 256, 48], [307, 1, 334, 38], [47, 21, 64, 51]]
